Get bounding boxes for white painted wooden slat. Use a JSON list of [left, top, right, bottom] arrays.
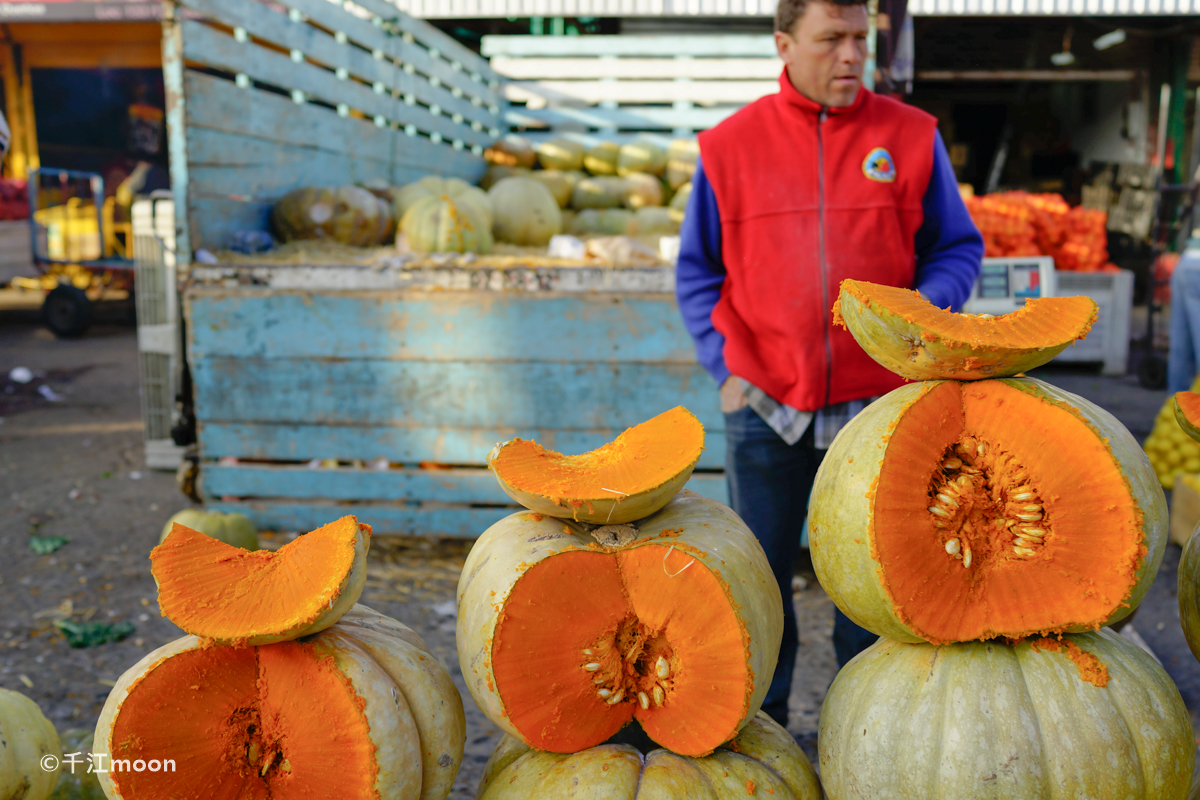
[[490, 56, 780, 80], [482, 34, 777, 58], [507, 104, 742, 131], [506, 79, 777, 104]]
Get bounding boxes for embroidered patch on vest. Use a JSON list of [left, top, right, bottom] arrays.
[[862, 148, 896, 183]]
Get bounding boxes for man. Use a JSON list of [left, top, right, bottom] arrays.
[[676, 0, 983, 728]]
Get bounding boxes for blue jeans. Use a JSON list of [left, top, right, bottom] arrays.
[[1169, 256, 1200, 394], [724, 406, 876, 728]]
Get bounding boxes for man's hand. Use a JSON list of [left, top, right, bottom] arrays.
[[720, 377, 748, 413]]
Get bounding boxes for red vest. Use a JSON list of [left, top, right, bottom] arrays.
[[698, 72, 938, 411]]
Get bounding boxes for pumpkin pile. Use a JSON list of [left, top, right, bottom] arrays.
[[459, 407, 822, 798], [1144, 374, 1200, 488], [479, 135, 695, 242], [93, 515, 466, 800], [964, 191, 1116, 272], [813, 280, 1192, 798]]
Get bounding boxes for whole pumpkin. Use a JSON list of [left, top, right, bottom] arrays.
[[484, 137, 536, 169], [157, 508, 258, 550], [570, 208, 638, 237], [1180, 523, 1200, 662], [584, 141, 620, 176], [617, 140, 667, 177], [634, 207, 680, 236], [94, 604, 464, 800], [808, 376, 1167, 644], [536, 138, 586, 171], [528, 170, 578, 209], [401, 195, 494, 254], [487, 177, 562, 246], [479, 164, 531, 191], [666, 139, 698, 190], [476, 712, 820, 800], [271, 186, 393, 246], [457, 491, 782, 757], [571, 176, 628, 209], [622, 172, 664, 209], [391, 176, 493, 228], [818, 629, 1194, 799], [0, 689, 61, 800]]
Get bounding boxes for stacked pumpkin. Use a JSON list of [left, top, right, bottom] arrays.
[[810, 280, 1193, 798], [93, 516, 465, 800], [479, 135, 695, 243], [459, 407, 822, 799]]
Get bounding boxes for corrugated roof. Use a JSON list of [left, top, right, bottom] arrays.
[[393, 0, 1198, 13]]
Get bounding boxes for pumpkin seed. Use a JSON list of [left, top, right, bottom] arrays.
[[929, 506, 951, 518], [606, 689, 625, 705], [1014, 547, 1036, 557], [655, 655, 670, 680], [598, 688, 612, 699], [945, 538, 961, 556], [638, 691, 650, 710], [963, 546, 973, 569], [1016, 513, 1041, 522], [1012, 492, 1033, 501], [936, 493, 959, 508], [1022, 528, 1046, 538], [584, 662, 601, 672], [652, 685, 665, 706]]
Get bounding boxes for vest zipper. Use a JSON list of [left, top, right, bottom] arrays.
[[817, 108, 833, 409]]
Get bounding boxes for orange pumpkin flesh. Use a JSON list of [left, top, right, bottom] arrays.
[[107, 643, 374, 800], [871, 380, 1145, 642], [491, 546, 748, 756], [487, 406, 704, 523], [152, 515, 369, 644], [1175, 391, 1200, 440], [833, 279, 1098, 380]]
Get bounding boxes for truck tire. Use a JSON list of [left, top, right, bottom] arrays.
[[42, 284, 93, 338]]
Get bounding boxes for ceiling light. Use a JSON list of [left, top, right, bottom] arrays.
[[1051, 51, 1076, 66]]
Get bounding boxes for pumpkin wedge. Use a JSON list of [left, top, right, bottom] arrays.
[[832, 279, 1098, 380], [476, 712, 820, 800], [809, 377, 1166, 644], [487, 406, 704, 524], [94, 604, 463, 800], [151, 515, 370, 645], [819, 629, 1194, 799], [1174, 391, 1200, 441], [457, 491, 781, 757]]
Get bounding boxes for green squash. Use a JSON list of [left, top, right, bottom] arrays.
[[819, 629, 1194, 799], [0, 689, 61, 800], [158, 509, 259, 550], [1180, 522, 1200, 663]]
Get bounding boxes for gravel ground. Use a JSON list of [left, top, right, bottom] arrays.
[[2, 299, 1196, 795]]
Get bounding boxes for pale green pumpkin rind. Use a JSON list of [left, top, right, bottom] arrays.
[[837, 289, 1092, 381], [0, 688, 61, 800], [808, 377, 1167, 644], [818, 629, 1194, 800], [1174, 395, 1200, 442], [1179, 525, 1200, 664], [475, 712, 820, 800], [456, 492, 782, 755]]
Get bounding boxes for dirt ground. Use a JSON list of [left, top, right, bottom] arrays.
[[4, 295, 1199, 796], [0, 300, 838, 798]]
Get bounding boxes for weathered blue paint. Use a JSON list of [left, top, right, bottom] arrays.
[[206, 500, 514, 537], [187, 291, 701, 363], [192, 358, 719, 431], [197, 422, 728, 469], [203, 464, 728, 505]]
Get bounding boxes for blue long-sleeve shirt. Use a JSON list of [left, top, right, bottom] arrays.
[[676, 132, 984, 387]]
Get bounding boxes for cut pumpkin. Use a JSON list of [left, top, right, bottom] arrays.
[[457, 492, 782, 757], [93, 605, 464, 800], [808, 377, 1166, 644], [151, 515, 370, 645], [487, 406, 704, 524], [832, 279, 1098, 380], [1175, 391, 1200, 441]]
